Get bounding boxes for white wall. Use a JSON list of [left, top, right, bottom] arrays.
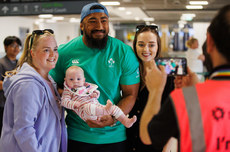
[[193, 22, 210, 53], [0, 16, 81, 58], [41, 22, 80, 46], [0, 16, 35, 57]]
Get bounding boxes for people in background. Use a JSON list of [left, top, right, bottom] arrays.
[[126, 25, 175, 152], [61, 66, 137, 128], [0, 29, 67, 152], [185, 37, 205, 80], [140, 4, 230, 151], [0, 36, 21, 137], [49, 2, 140, 152]]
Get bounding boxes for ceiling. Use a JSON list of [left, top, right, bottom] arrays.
[[30, 0, 229, 26], [97, 0, 229, 25]]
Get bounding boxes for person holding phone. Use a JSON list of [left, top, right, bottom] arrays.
[[126, 25, 175, 152], [140, 4, 230, 151]]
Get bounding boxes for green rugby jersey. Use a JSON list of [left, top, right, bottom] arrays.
[[50, 35, 140, 144]]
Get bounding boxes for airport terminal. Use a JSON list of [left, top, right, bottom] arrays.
[[0, 1, 230, 152]]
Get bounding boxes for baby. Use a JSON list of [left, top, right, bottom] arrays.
[[61, 66, 137, 128]]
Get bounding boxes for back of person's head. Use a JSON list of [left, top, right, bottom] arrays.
[[208, 4, 230, 62], [3, 36, 22, 47], [186, 37, 198, 49], [18, 29, 54, 68], [133, 25, 161, 60]]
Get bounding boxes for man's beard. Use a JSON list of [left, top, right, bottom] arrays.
[[84, 30, 108, 50], [202, 41, 213, 72]]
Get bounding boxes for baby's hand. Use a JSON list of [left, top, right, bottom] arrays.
[[90, 93, 98, 98], [90, 90, 100, 98]]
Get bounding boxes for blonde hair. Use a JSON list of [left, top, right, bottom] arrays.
[[186, 37, 198, 48], [5, 31, 54, 77]]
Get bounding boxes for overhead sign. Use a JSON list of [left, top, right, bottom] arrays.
[[0, 0, 97, 16]]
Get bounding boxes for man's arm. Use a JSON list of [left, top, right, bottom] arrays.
[[140, 61, 167, 145], [140, 88, 164, 145], [117, 83, 139, 114]]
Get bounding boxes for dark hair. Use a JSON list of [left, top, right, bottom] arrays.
[[207, 4, 230, 62], [133, 26, 161, 88], [3, 36, 22, 47], [202, 40, 213, 72], [90, 5, 104, 10]]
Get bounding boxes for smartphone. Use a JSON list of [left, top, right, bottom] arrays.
[[155, 57, 187, 76]]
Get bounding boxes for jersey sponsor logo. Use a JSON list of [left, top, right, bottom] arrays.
[[72, 59, 79, 64], [212, 107, 225, 121], [108, 58, 115, 67]]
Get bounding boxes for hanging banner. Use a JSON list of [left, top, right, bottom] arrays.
[[0, 0, 97, 16]]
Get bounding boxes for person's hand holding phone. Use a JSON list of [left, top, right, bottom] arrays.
[[145, 60, 167, 92], [155, 57, 187, 76], [174, 67, 200, 88]]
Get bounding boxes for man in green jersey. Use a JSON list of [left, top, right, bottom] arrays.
[[50, 2, 140, 152]]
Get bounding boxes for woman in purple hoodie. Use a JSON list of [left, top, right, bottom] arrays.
[[0, 29, 67, 152]]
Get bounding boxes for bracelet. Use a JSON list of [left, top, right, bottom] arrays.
[[110, 116, 117, 127]]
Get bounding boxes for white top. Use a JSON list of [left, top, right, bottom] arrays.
[[186, 48, 203, 73]]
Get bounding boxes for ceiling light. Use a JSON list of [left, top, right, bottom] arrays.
[[35, 19, 44, 25], [143, 18, 154, 21], [38, 14, 53, 18], [189, 1, 208, 5], [100, 1, 120, 6], [186, 5, 203, 9], [178, 20, 187, 28], [52, 16, 64, 20], [135, 17, 140, 21], [69, 18, 80, 23], [46, 19, 56, 23], [181, 13, 196, 21], [126, 11, 132, 15], [118, 7, 125, 11], [182, 13, 196, 17]]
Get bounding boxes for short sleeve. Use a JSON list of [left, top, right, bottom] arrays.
[[120, 46, 140, 85]]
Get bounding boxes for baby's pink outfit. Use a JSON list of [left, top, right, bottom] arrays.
[[61, 81, 136, 128], [62, 82, 121, 120]]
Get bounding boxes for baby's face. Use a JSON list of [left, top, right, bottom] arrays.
[[66, 69, 85, 88]]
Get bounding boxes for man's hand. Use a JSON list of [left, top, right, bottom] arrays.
[[145, 60, 167, 92], [86, 115, 114, 128], [174, 67, 199, 89]]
